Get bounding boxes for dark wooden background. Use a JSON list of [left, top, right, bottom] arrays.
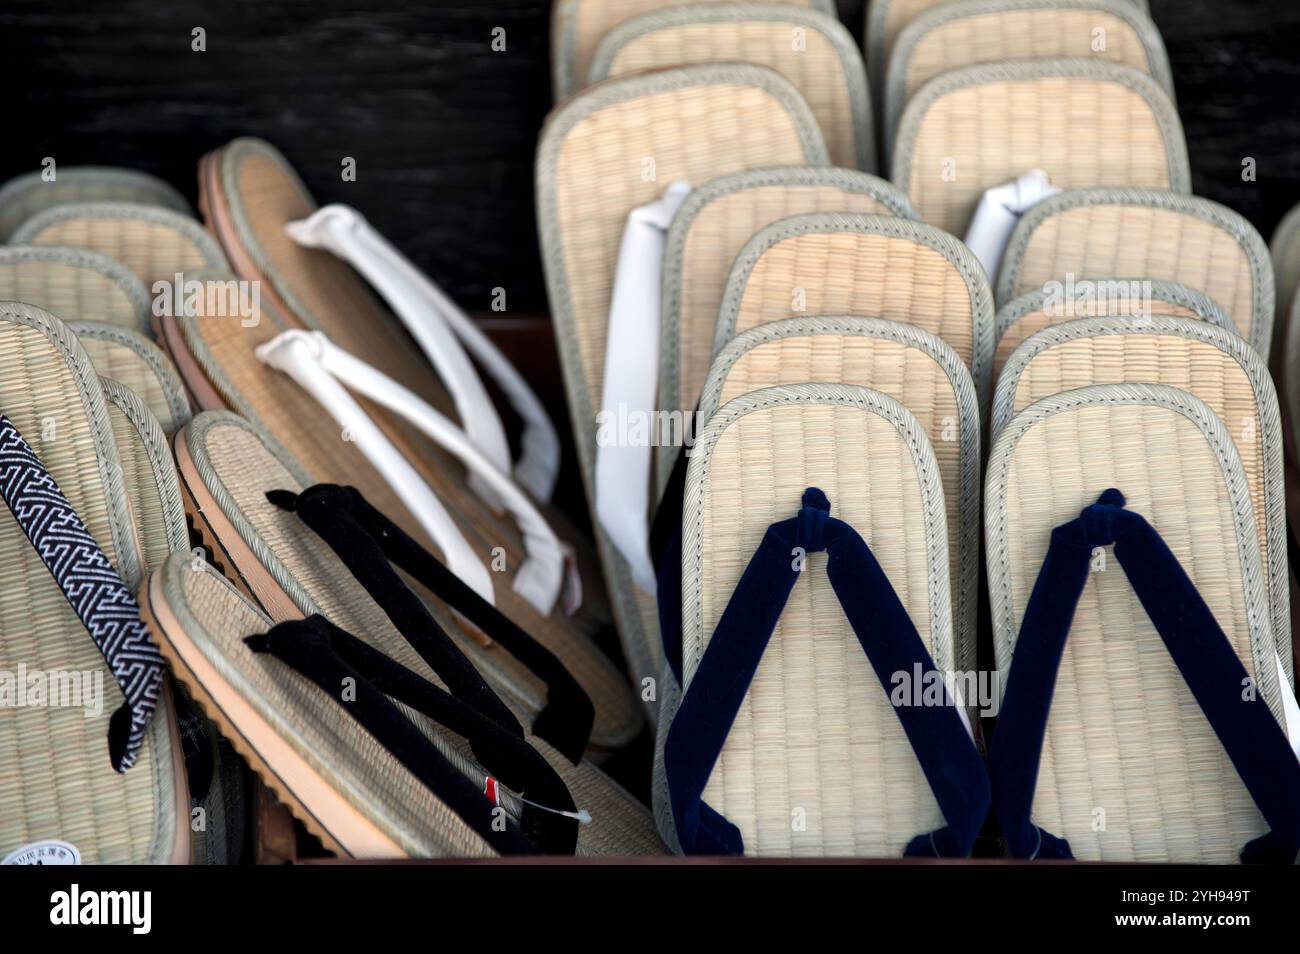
[[2, 0, 1298, 315]]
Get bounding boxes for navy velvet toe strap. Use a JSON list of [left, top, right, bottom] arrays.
[[664, 488, 990, 857], [991, 489, 1300, 864]]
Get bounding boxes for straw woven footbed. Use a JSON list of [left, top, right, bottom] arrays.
[[0, 167, 189, 242], [993, 291, 1209, 376], [680, 386, 951, 856], [13, 204, 227, 288], [176, 301, 639, 750], [988, 391, 1277, 862], [1283, 301, 1300, 464], [537, 66, 828, 693], [895, 62, 1183, 236], [699, 318, 979, 678], [993, 320, 1290, 678], [1270, 203, 1300, 346], [553, 0, 833, 99], [71, 322, 192, 436], [0, 249, 149, 334], [99, 381, 238, 866], [1271, 207, 1300, 454], [872, 0, 948, 60], [105, 385, 232, 866], [869, 0, 1152, 95], [887, 3, 1168, 145], [716, 217, 987, 394], [214, 142, 611, 638], [164, 557, 495, 858], [0, 305, 179, 864], [1272, 202, 1300, 305], [181, 420, 664, 855], [867, 0, 949, 99], [665, 180, 909, 441], [542, 71, 824, 430], [102, 385, 242, 867], [103, 382, 187, 574], [1000, 200, 1266, 351], [591, 8, 868, 169]]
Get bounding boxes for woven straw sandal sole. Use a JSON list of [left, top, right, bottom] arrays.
[[138, 569, 401, 859]]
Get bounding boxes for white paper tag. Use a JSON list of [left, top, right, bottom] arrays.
[[2, 840, 81, 865]]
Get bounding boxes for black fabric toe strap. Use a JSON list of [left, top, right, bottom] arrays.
[[247, 613, 578, 855], [267, 484, 593, 762]]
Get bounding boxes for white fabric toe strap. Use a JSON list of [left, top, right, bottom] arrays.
[[257, 329, 570, 616], [594, 181, 692, 595], [255, 329, 496, 606], [963, 169, 1060, 280], [285, 205, 561, 503]]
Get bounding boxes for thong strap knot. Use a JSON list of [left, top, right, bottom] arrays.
[[991, 489, 1300, 864], [664, 488, 989, 857], [794, 487, 831, 552], [1077, 487, 1128, 544]]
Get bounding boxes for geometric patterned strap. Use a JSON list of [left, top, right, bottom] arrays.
[[0, 414, 164, 771]]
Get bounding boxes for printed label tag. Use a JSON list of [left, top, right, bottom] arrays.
[[2, 840, 81, 865]]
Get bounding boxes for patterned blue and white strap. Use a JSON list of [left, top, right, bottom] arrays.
[[0, 414, 164, 771]]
